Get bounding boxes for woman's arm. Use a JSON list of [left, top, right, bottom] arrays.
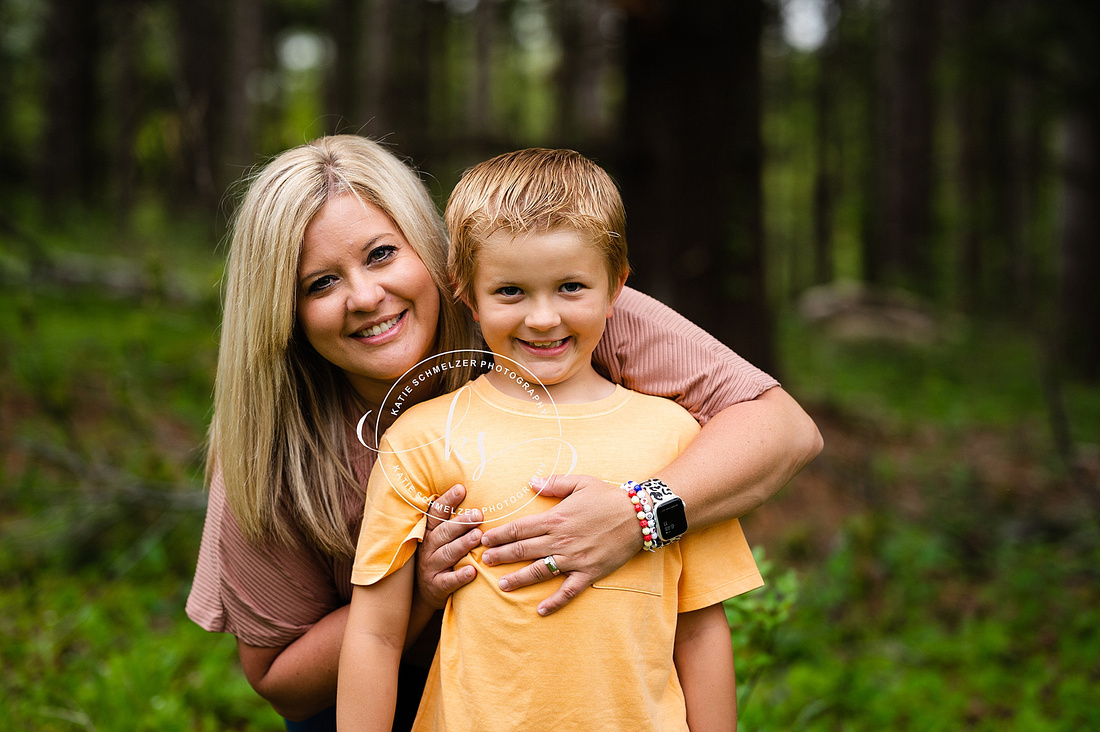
[[674, 604, 738, 732], [235, 485, 480, 720], [337, 562, 415, 731], [656, 385, 822, 528], [237, 607, 348, 721], [480, 385, 822, 615]]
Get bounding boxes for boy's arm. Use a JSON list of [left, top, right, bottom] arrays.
[[337, 561, 415, 731], [674, 603, 737, 732]]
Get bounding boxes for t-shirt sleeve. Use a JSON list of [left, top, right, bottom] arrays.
[[350, 432, 434, 587], [593, 286, 779, 425], [185, 468, 352, 648], [650, 401, 763, 612], [676, 520, 764, 613]]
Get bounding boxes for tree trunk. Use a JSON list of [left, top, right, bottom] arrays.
[[224, 0, 263, 178], [174, 0, 228, 208], [618, 0, 774, 374], [466, 0, 494, 140], [1058, 113, 1100, 380], [39, 0, 102, 204], [555, 0, 610, 147], [325, 0, 361, 134], [872, 0, 938, 294], [812, 0, 841, 286], [362, 0, 395, 138], [109, 0, 139, 220]]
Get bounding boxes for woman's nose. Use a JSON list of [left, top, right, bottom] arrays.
[[346, 273, 386, 313]]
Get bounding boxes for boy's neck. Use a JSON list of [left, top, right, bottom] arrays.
[[483, 359, 616, 405]]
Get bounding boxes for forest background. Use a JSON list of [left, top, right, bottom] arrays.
[[1, 0, 1099, 729]]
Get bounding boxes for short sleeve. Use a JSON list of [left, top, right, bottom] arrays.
[[676, 519, 764, 613], [185, 468, 356, 648], [350, 432, 435, 587], [593, 286, 779, 424]]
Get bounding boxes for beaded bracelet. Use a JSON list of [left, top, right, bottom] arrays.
[[620, 480, 657, 552]]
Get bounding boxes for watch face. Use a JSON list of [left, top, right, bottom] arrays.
[[657, 497, 687, 541]]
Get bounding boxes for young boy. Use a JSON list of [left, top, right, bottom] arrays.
[[337, 149, 763, 731]]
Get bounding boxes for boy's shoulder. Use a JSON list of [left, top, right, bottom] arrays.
[[382, 384, 480, 442], [618, 387, 700, 434]]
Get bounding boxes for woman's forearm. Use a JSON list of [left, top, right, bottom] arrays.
[[654, 386, 822, 530], [237, 594, 439, 721], [238, 605, 349, 721]]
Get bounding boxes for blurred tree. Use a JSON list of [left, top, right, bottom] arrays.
[[870, 0, 938, 295], [174, 0, 228, 206], [108, 0, 140, 218], [39, 0, 102, 204], [465, 0, 494, 140], [362, 0, 396, 138], [224, 0, 264, 175], [618, 0, 774, 373], [554, 0, 612, 147], [384, 0, 439, 158], [812, 0, 842, 286]]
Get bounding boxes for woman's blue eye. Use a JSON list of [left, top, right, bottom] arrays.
[[308, 275, 337, 293], [368, 244, 397, 263]]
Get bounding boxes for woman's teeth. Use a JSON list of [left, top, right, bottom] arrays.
[[358, 314, 401, 337], [527, 339, 565, 348]]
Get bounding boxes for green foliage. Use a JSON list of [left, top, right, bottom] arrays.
[[724, 547, 801, 712], [735, 519, 1100, 731], [0, 568, 282, 731], [725, 311, 1100, 730]]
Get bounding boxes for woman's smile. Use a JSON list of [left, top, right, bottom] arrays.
[[351, 311, 406, 341]]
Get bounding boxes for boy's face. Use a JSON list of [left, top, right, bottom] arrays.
[[467, 227, 624, 400]]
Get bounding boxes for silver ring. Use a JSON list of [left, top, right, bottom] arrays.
[[543, 555, 561, 576]]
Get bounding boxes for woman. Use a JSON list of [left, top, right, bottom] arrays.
[[186, 135, 822, 729]]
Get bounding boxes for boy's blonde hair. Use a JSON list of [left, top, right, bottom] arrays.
[[445, 148, 629, 304]]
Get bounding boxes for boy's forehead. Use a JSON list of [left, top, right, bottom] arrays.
[[475, 228, 616, 282]]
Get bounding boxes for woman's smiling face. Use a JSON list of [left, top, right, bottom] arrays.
[[296, 193, 441, 406]]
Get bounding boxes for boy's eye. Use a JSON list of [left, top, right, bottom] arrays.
[[368, 244, 397, 264], [308, 275, 337, 294], [496, 286, 522, 297], [561, 282, 584, 293]]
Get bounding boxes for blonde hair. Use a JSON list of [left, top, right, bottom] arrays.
[[445, 148, 629, 304], [211, 135, 478, 556]]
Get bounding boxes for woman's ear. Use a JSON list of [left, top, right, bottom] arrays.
[[606, 274, 628, 318]]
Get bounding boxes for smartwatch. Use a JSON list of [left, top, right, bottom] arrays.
[[637, 478, 687, 546]]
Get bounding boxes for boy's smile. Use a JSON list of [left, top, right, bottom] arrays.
[[469, 227, 625, 404]]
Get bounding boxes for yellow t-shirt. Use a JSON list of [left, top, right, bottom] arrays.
[[352, 376, 763, 731]]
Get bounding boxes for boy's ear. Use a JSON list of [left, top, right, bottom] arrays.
[[459, 291, 480, 322], [606, 273, 628, 318]]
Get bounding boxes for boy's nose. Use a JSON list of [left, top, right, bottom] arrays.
[[524, 302, 562, 330]]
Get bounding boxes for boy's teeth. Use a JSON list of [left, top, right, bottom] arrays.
[[528, 339, 564, 348], [359, 314, 401, 337]]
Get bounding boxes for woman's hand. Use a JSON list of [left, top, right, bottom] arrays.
[[480, 475, 641, 616], [415, 484, 482, 611]]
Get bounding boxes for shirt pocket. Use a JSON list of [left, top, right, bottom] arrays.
[[591, 550, 664, 596]]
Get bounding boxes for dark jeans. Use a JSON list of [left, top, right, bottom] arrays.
[[284, 661, 430, 732]]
